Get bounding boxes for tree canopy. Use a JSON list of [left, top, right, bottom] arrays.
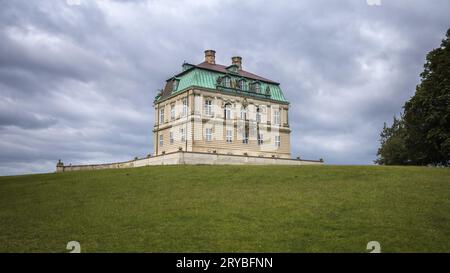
[[376, 28, 450, 166]]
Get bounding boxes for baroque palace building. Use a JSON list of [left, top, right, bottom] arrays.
[[55, 50, 324, 172], [153, 50, 291, 158], [56, 50, 323, 172]]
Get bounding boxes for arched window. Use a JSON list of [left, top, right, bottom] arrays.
[[240, 106, 247, 120], [238, 79, 247, 90], [224, 103, 232, 120], [254, 82, 261, 93], [223, 76, 231, 88]]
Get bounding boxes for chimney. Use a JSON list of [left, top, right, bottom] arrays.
[[204, 49, 216, 64], [231, 56, 242, 70]]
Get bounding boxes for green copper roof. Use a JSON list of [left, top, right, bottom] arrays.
[[157, 67, 288, 103]]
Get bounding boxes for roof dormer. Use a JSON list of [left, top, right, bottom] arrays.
[[225, 64, 239, 74]]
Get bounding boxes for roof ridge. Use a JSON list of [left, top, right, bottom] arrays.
[[200, 62, 278, 83], [170, 62, 279, 85]]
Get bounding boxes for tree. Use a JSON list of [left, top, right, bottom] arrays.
[[376, 28, 450, 166], [375, 116, 409, 165], [403, 28, 450, 166]]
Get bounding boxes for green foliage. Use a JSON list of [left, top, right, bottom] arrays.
[[376, 28, 450, 166], [1, 165, 450, 252], [375, 117, 409, 165]]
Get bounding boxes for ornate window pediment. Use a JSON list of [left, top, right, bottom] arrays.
[[226, 64, 239, 74]]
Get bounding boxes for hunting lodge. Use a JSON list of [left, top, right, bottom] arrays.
[[153, 50, 291, 158], [56, 50, 323, 172]]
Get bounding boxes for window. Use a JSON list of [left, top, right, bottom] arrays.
[[159, 134, 164, 147], [238, 79, 246, 90], [180, 128, 186, 142], [223, 77, 231, 88], [275, 135, 281, 147], [242, 131, 249, 144], [256, 107, 261, 123], [205, 128, 212, 141], [252, 82, 261, 93], [226, 129, 233, 143], [204, 99, 212, 116], [224, 103, 232, 120], [172, 80, 179, 91], [159, 108, 165, 123], [170, 104, 175, 120], [169, 132, 174, 144], [274, 110, 280, 125], [240, 107, 247, 120], [257, 133, 264, 145], [255, 83, 261, 93], [182, 98, 188, 117]]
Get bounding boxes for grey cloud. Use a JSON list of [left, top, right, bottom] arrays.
[[0, 0, 449, 175]]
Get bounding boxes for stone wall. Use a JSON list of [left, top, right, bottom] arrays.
[[56, 151, 323, 172], [153, 88, 292, 158]]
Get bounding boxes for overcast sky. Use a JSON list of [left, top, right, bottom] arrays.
[[0, 0, 449, 175]]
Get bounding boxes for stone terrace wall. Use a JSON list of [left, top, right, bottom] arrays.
[[56, 151, 323, 172]]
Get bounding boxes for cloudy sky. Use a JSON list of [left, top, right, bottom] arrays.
[[0, 0, 449, 175]]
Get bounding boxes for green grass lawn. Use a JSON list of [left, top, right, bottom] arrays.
[[0, 165, 449, 252]]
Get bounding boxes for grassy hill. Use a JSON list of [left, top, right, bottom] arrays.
[[0, 165, 449, 252]]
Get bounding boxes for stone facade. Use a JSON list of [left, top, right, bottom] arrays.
[[153, 88, 291, 158]]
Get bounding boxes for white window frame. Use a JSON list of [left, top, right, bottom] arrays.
[[182, 98, 188, 117], [169, 131, 174, 144], [205, 128, 212, 142], [159, 134, 164, 147], [226, 129, 233, 143], [275, 135, 280, 147], [170, 104, 175, 120], [159, 108, 165, 124], [224, 104, 232, 120], [204, 99, 212, 116], [274, 110, 280, 125], [180, 128, 186, 142]]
